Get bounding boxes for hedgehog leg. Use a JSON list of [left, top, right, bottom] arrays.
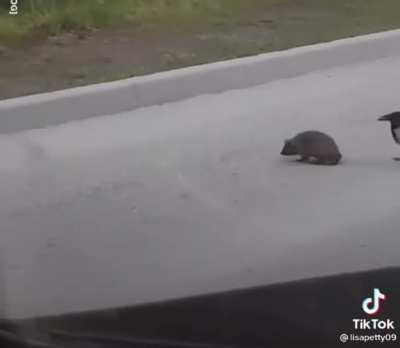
[[312, 156, 332, 165], [306, 156, 321, 164], [393, 157, 400, 161], [326, 156, 341, 165], [296, 156, 307, 162], [313, 159, 327, 165], [314, 156, 339, 165]]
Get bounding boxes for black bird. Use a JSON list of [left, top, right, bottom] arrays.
[[378, 111, 400, 160]]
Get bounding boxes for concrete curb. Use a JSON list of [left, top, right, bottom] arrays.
[[0, 29, 400, 134]]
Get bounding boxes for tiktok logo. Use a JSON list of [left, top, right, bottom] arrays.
[[362, 288, 386, 315]]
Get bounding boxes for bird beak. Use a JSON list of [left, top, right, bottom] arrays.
[[378, 114, 391, 121]]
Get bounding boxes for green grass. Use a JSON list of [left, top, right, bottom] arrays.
[[1, 0, 400, 99], [1, 0, 400, 47], [0, 0, 275, 45]]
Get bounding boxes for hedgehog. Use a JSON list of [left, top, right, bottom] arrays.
[[280, 130, 342, 165]]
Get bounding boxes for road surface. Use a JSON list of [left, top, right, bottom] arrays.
[[1, 53, 400, 319]]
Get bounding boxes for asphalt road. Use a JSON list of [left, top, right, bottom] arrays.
[[1, 53, 400, 319]]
